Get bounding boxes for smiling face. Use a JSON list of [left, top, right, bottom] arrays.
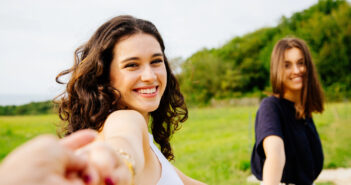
[[109, 33, 167, 117], [282, 47, 306, 98]]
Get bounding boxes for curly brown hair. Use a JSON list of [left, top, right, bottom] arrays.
[[55, 15, 188, 160]]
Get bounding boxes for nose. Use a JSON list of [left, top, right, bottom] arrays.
[[292, 64, 300, 74], [141, 66, 156, 82]]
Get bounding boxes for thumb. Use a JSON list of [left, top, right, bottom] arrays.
[[60, 129, 98, 150]]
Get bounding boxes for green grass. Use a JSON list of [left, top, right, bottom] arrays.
[[0, 114, 58, 160], [171, 102, 351, 184], [0, 102, 350, 184]]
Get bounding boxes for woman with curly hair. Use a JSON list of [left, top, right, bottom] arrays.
[[251, 37, 324, 185], [55, 15, 205, 185]]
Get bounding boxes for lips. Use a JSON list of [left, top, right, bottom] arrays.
[[137, 87, 156, 94], [291, 76, 303, 82], [133, 86, 159, 97]]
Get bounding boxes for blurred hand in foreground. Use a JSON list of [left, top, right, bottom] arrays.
[[0, 129, 97, 185], [76, 139, 133, 185]]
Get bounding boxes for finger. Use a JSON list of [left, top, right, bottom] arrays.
[[65, 178, 85, 185], [81, 162, 100, 185], [60, 129, 98, 150], [70, 149, 101, 185], [64, 149, 88, 173], [57, 177, 85, 185], [47, 175, 85, 185], [87, 143, 119, 184], [110, 164, 133, 185]]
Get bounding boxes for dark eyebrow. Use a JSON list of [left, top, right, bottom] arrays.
[[152, 53, 164, 58], [298, 58, 304, 62], [120, 57, 139, 64], [120, 53, 164, 64]]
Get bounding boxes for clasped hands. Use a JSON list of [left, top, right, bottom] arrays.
[[0, 129, 132, 185]]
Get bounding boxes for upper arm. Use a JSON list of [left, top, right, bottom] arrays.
[[174, 167, 207, 185], [255, 99, 284, 157], [100, 110, 149, 173], [263, 135, 285, 162]]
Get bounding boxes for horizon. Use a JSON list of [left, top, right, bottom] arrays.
[[2, 0, 347, 105]]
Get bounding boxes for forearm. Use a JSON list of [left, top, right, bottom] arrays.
[[100, 110, 149, 175], [262, 156, 285, 185], [262, 135, 285, 185], [102, 134, 146, 174]]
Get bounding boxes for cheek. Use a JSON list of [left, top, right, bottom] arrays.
[[110, 71, 130, 91], [158, 67, 167, 85], [282, 71, 289, 80]]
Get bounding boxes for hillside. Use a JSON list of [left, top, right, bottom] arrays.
[[179, 0, 351, 105]]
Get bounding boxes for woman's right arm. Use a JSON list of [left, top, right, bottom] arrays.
[[99, 110, 149, 175], [262, 135, 285, 185]]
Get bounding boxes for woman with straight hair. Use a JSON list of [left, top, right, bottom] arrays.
[[55, 15, 205, 185], [251, 37, 324, 185]]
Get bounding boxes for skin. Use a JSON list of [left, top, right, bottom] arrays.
[[0, 129, 97, 185], [282, 47, 306, 104], [109, 33, 167, 122], [262, 47, 306, 185], [262, 136, 286, 185], [98, 33, 206, 185]]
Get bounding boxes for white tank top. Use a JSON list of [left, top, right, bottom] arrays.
[[148, 134, 184, 185]]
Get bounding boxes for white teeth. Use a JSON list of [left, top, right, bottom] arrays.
[[138, 87, 156, 94]]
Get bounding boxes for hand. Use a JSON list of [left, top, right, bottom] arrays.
[[77, 142, 133, 185], [0, 129, 97, 185]]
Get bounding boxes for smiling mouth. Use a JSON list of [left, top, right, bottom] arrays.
[[134, 86, 158, 95], [291, 76, 303, 81]]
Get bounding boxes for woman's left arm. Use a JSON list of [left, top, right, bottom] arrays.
[[174, 166, 207, 185]]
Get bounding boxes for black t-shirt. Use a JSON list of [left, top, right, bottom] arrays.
[[251, 96, 324, 185]]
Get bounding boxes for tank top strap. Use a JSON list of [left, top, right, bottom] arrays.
[[148, 133, 184, 185]]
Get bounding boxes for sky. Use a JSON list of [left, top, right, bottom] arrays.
[[0, 0, 321, 105]]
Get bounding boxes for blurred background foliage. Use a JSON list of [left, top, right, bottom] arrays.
[[178, 0, 351, 106], [1, 0, 350, 114]]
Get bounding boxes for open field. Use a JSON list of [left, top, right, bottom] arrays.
[[0, 102, 350, 184]]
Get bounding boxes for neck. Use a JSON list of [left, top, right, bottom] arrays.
[[283, 90, 301, 105], [142, 112, 150, 126]]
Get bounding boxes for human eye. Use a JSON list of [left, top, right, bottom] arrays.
[[284, 62, 291, 68], [124, 62, 138, 68], [298, 60, 305, 66], [151, 59, 164, 65]]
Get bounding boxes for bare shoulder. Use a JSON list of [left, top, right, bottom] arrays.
[[103, 110, 148, 136], [107, 110, 144, 122], [106, 110, 146, 126]]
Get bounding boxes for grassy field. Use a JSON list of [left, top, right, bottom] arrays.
[[0, 102, 350, 184]]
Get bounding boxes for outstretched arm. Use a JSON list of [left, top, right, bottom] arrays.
[[262, 135, 285, 185], [0, 129, 97, 185], [99, 110, 149, 175]]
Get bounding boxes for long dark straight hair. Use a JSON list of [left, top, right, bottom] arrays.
[[55, 15, 188, 160], [270, 37, 324, 118]]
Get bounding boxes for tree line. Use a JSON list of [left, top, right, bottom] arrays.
[[0, 101, 54, 115], [1, 0, 350, 115], [178, 0, 351, 105]]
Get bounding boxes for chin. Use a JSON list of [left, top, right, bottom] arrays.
[[293, 85, 303, 91], [139, 105, 160, 113]]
